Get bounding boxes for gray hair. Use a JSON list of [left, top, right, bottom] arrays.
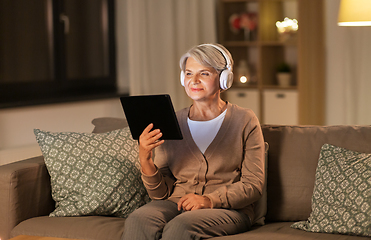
[[179, 43, 234, 73]]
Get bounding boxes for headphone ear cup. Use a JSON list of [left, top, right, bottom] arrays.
[[219, 70, 233, 90], [180, 71, 185, 86]]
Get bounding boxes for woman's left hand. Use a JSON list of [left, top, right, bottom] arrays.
[[177, 193, 212, 211]]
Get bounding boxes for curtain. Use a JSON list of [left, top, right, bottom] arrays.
[[325, 0, 371, 125], [124, 0, 217, 111]]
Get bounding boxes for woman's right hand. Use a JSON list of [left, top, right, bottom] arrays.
[[138, 123, 164, 175]]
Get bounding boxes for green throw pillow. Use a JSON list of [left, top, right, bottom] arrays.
[[34, 127, 150, 218], [291, 144, 371, 237]]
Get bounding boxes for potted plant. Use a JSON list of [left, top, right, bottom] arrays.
[[276, 62, 291, 86]]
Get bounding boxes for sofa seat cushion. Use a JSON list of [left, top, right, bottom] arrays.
[[210, 222, 371, 240], [11, 216, 126, 240]]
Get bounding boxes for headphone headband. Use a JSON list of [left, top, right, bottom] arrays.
[[200, 44, 232, 71]]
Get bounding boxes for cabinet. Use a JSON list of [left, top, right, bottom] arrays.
[[263, 89, 298, 125], [225, 89, 260, 117], [218, 0, 325, 125]]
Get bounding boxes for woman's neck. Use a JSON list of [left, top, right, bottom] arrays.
[[189, 99, 227, 121]]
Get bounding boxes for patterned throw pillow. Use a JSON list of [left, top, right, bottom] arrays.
[[291, 144, 371, 237], [34, 127, 150, 218]]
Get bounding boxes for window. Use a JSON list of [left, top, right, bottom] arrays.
[[0, 0, 117, 107]]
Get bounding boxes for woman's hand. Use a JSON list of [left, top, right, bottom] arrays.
[[139, 123, 164, 175], [177, 194, 212, 211]]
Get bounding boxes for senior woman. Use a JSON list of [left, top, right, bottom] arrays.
[[122, 43, 265, 240]]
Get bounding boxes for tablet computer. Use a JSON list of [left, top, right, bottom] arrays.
[[120, 94, 183, 140]]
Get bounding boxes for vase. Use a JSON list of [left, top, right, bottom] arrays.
[[276, 73, 291, 87]]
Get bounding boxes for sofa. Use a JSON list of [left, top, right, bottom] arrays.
[[1, 117, 370, 240]]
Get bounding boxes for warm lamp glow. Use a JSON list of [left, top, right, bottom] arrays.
[[276, 17, 298, 33], [240, 76, 248, 84], [338, 0, 371, 26], [237, 60, 250, 85]]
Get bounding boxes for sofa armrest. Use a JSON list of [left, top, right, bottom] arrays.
[[0, 156, 55, 240]]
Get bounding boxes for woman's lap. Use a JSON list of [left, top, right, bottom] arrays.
[[122, 200, 251, 240]]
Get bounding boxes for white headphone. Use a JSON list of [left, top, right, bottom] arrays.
[[180, 44, 233, 90]]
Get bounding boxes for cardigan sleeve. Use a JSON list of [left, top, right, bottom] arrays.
[[204, 113, 265, 210], [141, 143, 176, 200], [140, 108, 187, 201]]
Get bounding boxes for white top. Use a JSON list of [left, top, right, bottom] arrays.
[[187, 109, 227, 154]]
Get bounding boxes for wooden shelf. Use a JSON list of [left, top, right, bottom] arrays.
[[230, 84, 259, 89], [222, 0, 257, 2], [260, 41, 297, 46], [224, 41, 259, 47], [262, 85, 297, 90], [224, 41, 297, 47], [218, 0, 325, 125]]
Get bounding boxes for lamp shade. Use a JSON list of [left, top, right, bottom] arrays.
[[338, 0, 371, 26]]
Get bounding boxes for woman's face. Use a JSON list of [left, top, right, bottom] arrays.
[[183, 57, 220, 102]]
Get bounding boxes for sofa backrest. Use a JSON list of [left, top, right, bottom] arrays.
[[261, 125, 371, 222], [92, 117, 129, 133]]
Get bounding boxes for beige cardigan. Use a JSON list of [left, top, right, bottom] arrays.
[[142, 103, 265, 220]]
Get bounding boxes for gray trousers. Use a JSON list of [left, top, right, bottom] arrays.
[[121, 200, 251, 240]]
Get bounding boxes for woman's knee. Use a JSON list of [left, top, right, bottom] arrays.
[[161, 212, 199, 239], [161, 209, 251, 240], [124, 207, 147, 230], [125, 200, 180, 232]]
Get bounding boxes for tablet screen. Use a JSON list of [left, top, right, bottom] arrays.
[[120, 94, 183, 140]]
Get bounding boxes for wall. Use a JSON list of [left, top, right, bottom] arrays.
[[325, 0, 371, 125], [0, 99, 125, 165]]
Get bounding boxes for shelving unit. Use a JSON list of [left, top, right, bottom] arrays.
[[218, 0, 325, 125]]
